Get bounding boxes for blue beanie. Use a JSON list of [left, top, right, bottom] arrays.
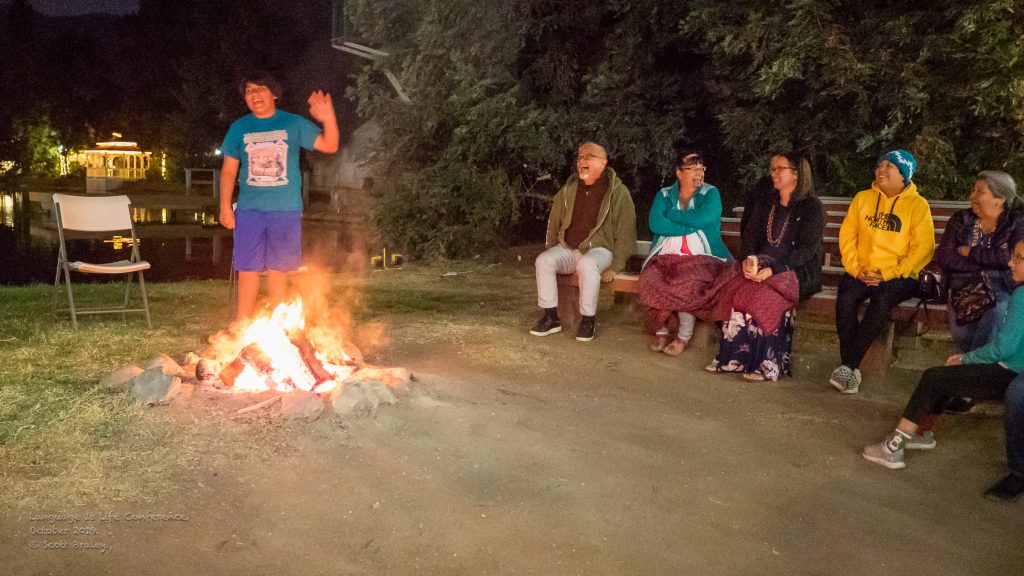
[[878, 149, 917, 186]]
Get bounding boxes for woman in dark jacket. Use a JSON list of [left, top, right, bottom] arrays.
[[705, 152, 825, 381], [936, 171, 1021, 353], [739, 167, 825, 301]]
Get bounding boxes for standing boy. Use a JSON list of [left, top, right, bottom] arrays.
[[220, 71, 339, 321]]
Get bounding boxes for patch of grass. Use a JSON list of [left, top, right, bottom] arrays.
[[358, 260, 534, 320], [0, 281, 229, 507], [0, 259, 537, 507]]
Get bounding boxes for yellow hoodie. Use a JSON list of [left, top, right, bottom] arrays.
[[838, 182, 935, 280]]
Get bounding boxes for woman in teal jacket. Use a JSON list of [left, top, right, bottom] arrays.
[[638, 152, 731, 355], [863, 230, 1024, 477]]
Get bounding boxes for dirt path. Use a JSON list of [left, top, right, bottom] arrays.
[[3, 311, 1021, 575]]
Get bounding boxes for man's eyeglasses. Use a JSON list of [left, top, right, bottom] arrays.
[[680, 166, 706, 172], [769, 167, 797, 175], [577, 154, 606, 162]]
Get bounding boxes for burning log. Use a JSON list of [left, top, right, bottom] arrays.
[[206, 299, 357, 393], [219, 343, 275, 388], [286, 327, 337, 392], [196, 358, 222, 382]]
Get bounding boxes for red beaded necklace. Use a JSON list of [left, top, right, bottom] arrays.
[[766, 203, 790, 247]]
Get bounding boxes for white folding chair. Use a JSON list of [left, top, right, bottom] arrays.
[[52, 194, 153, 329]]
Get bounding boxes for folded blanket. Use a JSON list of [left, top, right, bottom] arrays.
[[638, 254, 799, 334]]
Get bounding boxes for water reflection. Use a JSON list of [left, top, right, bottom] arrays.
[[0, 191, 361, 286]]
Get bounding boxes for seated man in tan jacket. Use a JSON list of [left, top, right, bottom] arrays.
[[530, 142, 637, 342]]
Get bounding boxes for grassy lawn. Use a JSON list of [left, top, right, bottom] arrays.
[[0, 258, 537, 508]]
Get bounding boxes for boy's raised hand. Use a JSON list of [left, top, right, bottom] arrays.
[[308, 90, 336, 123]]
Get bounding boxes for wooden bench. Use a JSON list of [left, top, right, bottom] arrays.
[[798, 285, 948, 373], [612, 196, 967, 369], [732, 196, 966, 285]]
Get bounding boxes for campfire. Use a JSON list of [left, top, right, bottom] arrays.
[[204, 299, 358, 394], [103, 296, 411, 420]]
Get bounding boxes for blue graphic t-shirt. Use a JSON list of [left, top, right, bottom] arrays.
[[221, 110, 320, 211]]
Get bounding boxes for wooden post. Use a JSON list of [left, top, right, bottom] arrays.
[[860, 320, 895, 375], [556, 274, 580, 329]]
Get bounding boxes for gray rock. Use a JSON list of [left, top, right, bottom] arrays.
[[331, 382, 379, 418], [368, 381, 398, 405], [146, 354, 183, 376], [128, 367, 181, 405], [331, 379, 398, 418], [350, 366, 411, 389], [100, 365, 144, 389], [279, 390, 325, 420]]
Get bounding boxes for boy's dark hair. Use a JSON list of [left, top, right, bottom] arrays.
[[238, 71, 282, 99]]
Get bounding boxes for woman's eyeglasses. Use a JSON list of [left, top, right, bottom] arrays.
[[769, 167, 797, 175]]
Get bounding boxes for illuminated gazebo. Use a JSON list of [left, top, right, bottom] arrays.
[[78, 133, 152, 193]]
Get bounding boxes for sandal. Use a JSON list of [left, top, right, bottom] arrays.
[[704, 361, 720, 373], [742, 372, 767, 382], [649, 334, 670, 353], [663, 338, 687, 356]]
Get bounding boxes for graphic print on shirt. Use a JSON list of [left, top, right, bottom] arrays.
[[865, 212, 902, 232], [865, 195, 902, 233], [243, 129, 289, 187]]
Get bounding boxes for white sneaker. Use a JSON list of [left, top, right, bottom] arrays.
[[829, 365, 861, 394], [862, 441, 906, 469]]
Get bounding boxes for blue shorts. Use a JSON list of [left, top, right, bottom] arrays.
[[233, 210, 302, 272]]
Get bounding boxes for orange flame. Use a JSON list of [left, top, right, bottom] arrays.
[[230, 298, 354, 393]]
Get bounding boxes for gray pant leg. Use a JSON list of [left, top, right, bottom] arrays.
[[536, 244, 578, 309], [577, 248, 612, 316]]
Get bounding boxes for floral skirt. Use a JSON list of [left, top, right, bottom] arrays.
[[711, 309, 795, 381]]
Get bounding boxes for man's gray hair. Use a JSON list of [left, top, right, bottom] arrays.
[[578, 142, 607, 159]]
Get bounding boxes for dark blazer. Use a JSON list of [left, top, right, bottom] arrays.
[[936, 206, 1021, 297], [740, 186, 825, 300]]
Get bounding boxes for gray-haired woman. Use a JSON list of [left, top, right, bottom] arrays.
[[936, 171, 1023, 353]]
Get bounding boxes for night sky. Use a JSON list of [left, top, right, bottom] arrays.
[[30, 0, 138, 16]]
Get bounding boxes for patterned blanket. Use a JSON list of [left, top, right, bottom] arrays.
[[637, 254, 799, 334]]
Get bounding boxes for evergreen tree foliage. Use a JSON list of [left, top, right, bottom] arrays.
[[350, 0, 1024, 256], [348, 0, 709, 256], [683, 0, 1024, 197]]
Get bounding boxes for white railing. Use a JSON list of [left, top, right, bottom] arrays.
[[86, 167, 148, 179]]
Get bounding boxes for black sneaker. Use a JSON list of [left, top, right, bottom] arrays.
[[529, 314, 561, 336], [575, 316, 596, 342], [985, 474, 1024, 503]]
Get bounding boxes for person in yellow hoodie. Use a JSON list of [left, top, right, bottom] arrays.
[[830, 150, 935, 394]]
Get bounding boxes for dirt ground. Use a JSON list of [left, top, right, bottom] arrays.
[[2, 297, 1022, 575]]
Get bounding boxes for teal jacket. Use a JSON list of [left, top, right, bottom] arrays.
[[963, 284, 1024, 372], [644, 181, 731, 267]]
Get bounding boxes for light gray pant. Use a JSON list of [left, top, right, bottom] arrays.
[[535, 244, 613, 316], [654, 312, 697, 341]]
